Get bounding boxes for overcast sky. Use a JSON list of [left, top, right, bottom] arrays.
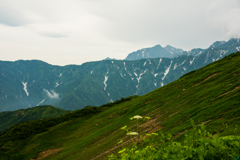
[[0, 0, 240, 66]]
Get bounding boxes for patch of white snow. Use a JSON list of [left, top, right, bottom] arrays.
[[37, 99, 45, 106], [120, 73, 123, 78], [179, 59, 186, 66], [55, 82, 59, 87], [134, 72, 138, 77], [196, 51, 202, 56], [43, 89, 59, 99], [103, 70, 109, 91], [154, 73, 158, 77], [173, 63, 178, 70], [22, 82, 29, 96], [162, 61, 173, 80], [157, 58, 162, 69], [205, 52, 209, 63], [148, 59, 151, 64], [190, 57, 196, 65]]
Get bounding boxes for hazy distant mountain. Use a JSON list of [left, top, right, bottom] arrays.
[[0, 38, 240, 111], [103, 57, 117, 60], [125, 44, 184, 60]]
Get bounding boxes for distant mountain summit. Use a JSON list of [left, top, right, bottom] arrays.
[[180, 38, 240, 57], [125, 44, 184, 60], [103, 57, 116, 60]]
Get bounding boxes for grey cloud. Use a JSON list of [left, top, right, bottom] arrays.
[[206, 0, 240, 39], [89, 0, 223, 49], [0, 2, 29, 26]]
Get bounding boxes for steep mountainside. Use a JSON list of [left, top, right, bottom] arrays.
[[0, 105, 69, 133], [125, 44, 184, 60], [0, 52, 239, 160], [1, 38, 240, 111]]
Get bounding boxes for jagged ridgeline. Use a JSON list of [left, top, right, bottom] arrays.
[[0, 52, 240, 160], [1, 38, 240, 111]]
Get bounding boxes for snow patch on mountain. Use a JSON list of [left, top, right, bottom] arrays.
[[136, 70, 148, 84], [134, 72, 138, 77], [179, 59, 186, 66], [22, 82, 29, 96], [37, 99, 45, 106], [162, 61, 173, 80], [148, 59, 151, 64], [120, 73, 123, 78], [152, 72, 158, 77], [205, 52, 209, 63], [190, 57, 196, 65], [55, 82, 60, 87], [43, 89, 59, 99], [103, 70, 109, 91], [173, 63, 177, 70], [196, 51, 203, 56], [59, 73, 62, 77], [157, 58, 162, 69], [142, 50, 145, 57], [236, 47, 240, 51]]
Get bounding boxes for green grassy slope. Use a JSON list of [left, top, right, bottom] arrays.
[[0, 52, 240, 160], [0, 105, 70, 133]]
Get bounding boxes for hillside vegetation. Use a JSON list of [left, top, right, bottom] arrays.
[[0, 52, 240, 159], [0, 105, 69, 133]]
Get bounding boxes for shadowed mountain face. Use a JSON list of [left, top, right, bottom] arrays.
[[0, 51, 240, 160], [1, 38, 240, 111]]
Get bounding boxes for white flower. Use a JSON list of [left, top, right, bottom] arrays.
[[133, 115, 143, 119], [127, 132, 138, 136]]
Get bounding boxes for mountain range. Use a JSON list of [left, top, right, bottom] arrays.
[[1, 38, 240, 111], [0, 51, 239, 160]]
